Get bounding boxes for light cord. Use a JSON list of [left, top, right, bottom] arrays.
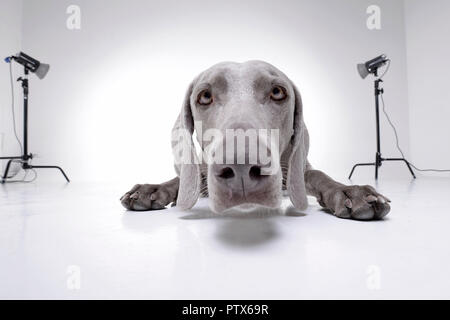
[[380, 93, 450, 173], [2, 159, 37, 183]]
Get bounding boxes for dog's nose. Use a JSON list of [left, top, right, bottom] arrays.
[[212, 163, 270, 192], [209, 121, 278, 193]]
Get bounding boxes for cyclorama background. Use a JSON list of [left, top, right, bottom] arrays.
[[0, 0, 449, 184]]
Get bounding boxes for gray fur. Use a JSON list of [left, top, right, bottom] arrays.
[[120, 61, 391, 220]]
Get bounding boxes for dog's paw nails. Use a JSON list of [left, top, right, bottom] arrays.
[[365, 195, 378, 203], [120, 183, 176, 211], [130, 192, 140, 200], [326, 185, 391, 221], [376, 195, 386, 204], [344, 198, 352, 209], [378, 195, 391, 203]]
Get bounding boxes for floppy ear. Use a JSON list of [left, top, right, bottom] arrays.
[[286, 84, 308, 211], [171, 82, 201, 210]]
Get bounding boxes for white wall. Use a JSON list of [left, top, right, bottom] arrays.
[[17, 0, 411, 183], [0, 0, 22, 174], [405, 0, 450, 175]]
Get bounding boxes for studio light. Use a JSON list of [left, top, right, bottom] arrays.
[[4, 52, 50, 79], [357, 54, 388, 79], [1, 52, 69, 183], [349, 55, 416, 180]]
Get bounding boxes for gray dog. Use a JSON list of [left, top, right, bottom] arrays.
[[120, 61, 390, 220]]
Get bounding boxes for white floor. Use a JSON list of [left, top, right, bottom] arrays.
[[1, 176, 450, 299]]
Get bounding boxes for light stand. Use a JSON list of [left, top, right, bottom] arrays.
[[348, 68, 416, 180], [0, 66, 70, 183]]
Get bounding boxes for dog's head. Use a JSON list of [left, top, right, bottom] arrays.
[[172, 61, 308, 213]]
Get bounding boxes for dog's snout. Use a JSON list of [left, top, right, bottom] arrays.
[[249, 165, 263, 179], [207, 119, 281, 210], [216, 165, 264, 181], [217, 166, 235, 179], [213, 163, 270, 193]]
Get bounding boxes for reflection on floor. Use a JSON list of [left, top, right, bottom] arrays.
[[1, 177, 449, 299]]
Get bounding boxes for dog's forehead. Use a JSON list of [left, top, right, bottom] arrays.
[[197, 61, 287, 85]]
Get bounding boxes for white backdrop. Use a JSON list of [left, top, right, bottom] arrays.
[[2, 0, 415, 184], [405, 0, 450, 174], [0, 0, 22, 175]]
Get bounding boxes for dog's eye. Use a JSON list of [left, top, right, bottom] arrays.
[[270, 86, 287, 101], [197, 90, 213, 105]]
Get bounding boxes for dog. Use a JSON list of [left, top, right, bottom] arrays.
[[120, 61, 390, 220]]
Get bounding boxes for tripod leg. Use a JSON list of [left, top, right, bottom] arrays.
[[30, 165, 70, 182], [375, 163, 379, 180], [403, 160, 416, 179], [348, 164, 358, 179], [384, 158, 417, 179], [1, 159, 14, 183], [348, 163, 375, 179]]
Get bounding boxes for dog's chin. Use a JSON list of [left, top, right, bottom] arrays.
[[207, 170, 283, 214], [234, 203, 258, 211], [209, 198, 282, 214]]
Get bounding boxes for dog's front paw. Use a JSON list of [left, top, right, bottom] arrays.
[[120, 184, 176, 211], [320, 185, 391, 220]]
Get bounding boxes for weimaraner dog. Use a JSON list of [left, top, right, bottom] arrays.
[[121, 61, 390, 220]]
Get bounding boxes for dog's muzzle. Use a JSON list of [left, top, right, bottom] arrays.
[[206, 123, 282, 212]]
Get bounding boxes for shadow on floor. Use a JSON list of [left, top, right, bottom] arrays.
[[181, 204, 306, 248], [121, 201, 307, 248], [215, 219, 278, 247]]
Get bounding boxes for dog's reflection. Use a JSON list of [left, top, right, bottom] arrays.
[[215, 219, 278, 247], [122, 198, 306, 248], [181, 204, 305, 247]]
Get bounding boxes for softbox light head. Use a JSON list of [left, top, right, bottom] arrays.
[[357, 54, 388, 79], [35, 63, 50, 79], [5, 52, 50, 79], [357, 63, 370, 79]]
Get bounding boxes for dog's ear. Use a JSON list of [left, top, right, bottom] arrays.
[[286, 83, 308, 211], [171, 82, 201, 210]]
